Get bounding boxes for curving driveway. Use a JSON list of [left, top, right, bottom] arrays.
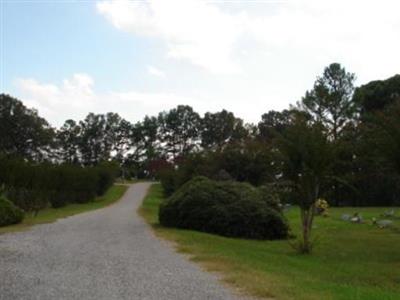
[[0, 183, 248, 300]]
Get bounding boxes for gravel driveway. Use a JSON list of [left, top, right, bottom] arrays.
[[0, 183, 248, 300]]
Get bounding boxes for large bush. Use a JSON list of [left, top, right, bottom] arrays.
[[0, 196, 24, 226], [258, 185, 282, 212], [159, 177, 289, 240]]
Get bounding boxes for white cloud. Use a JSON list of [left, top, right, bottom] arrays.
[[15, 74, 96, 121], [14, 74, 212, 127], [97, 0, 245, 73], [147, 65, 165, 77], [97, 0, 400, 81]]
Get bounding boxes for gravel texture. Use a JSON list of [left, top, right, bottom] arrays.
[[0, 183, 248, 300]]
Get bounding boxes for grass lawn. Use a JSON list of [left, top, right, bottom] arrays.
[[140, 184, 400, 300], [0, 184, 128, 234]]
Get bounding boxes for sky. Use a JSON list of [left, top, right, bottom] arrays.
[[1, 0, 400, 127]]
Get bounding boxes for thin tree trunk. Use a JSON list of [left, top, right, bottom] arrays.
[[301, 206, 314, 253], [301, 184, 318, 254]]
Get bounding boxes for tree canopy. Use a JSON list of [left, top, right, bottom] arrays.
[[0, 94, 54, 161]]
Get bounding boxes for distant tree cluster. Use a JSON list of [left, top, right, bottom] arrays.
[[0, 94, 54, 161]]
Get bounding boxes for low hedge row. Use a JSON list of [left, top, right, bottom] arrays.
[[159, 177, 289, 240], [0, 157, 118, 212]]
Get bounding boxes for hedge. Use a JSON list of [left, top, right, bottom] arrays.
[[0, 156, 118, 212], [159, 177, 289, 240]]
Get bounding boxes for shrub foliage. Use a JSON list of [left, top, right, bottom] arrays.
[[0, 156, 118, 212], [0, 196, 24, 226], [159, 177, 289, 240]]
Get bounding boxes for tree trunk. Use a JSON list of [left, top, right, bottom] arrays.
[[300, 183, 319, 254], [300, 206, 315, 253]]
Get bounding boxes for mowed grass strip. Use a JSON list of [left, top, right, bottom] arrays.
[[0, 184, 128, 234], [140, 184, 400, 300]]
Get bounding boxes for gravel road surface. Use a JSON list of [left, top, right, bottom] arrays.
[[0, 183, 248, 300]]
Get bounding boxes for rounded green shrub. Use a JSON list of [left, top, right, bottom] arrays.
[[0, 196, 24, 227], [159, 177, 289, 240], [258, 185, 282, 213]]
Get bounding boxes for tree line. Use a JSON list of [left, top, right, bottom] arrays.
[[1, 63, 399, 208]]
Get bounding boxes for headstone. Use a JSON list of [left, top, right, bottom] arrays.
[[377, 219, 393, 228], [341, 214, 351, 221], [350, 213, 363, 223], [383, 209, 395, 217]]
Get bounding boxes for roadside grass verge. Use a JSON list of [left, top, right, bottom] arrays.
[[140, 183, 400, 300], [0, 184, 128, 234]]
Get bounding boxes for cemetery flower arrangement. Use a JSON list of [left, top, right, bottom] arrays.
[[315, 198, 329, 216]]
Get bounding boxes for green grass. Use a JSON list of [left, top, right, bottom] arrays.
[[140, 184, 400, 300], [0, 184, 128, 234]]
